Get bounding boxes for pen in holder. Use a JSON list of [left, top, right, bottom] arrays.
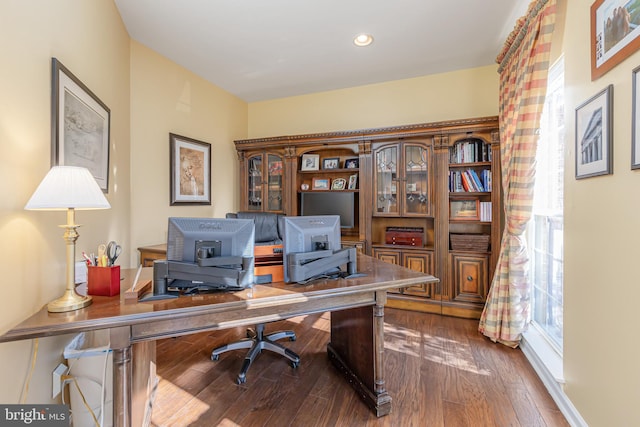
[[87, 265, 121, 296]]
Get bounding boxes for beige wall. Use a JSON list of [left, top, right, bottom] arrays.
[[0, 0, 131, 403], [563, 1, 640, 425], [3, 1, 634, 424], [248, 65, 499, 137], [129, 42, 247, 260]]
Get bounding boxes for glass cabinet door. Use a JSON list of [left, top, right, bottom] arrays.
[[375, 145, 398, 214], [266, 154, 283, 211], [247, 155, 263, 211], [404, 144, 429, 215]]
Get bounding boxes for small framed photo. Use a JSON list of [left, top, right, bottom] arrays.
[[450, 199, 480, 221], [301, 154, 320, 171], [312, 177, 330, 190], [170, 133, 211, 205], [331, 178, 346, 190], [348, 173, 358, 190], [633, 66, 640, 169], [51, 58, 111, 192], [322, 157, 340, 170], [575, 85, 613, 179], [344, 158, 359, 169]]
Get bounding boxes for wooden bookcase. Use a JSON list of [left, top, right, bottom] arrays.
[[234, 116, 501, 319]]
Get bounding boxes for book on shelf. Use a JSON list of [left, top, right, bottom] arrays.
[[468, 169, 485, 192], [482, 170, 492, 191], [460, 171, 474, 192], [450, 139, 492, 164], [480, 202, 492, 222]]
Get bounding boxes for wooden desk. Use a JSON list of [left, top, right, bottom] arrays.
[[0, 254, 437, 427]]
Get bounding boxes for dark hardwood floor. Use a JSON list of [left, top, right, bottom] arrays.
[[150, 309, 569, 427]]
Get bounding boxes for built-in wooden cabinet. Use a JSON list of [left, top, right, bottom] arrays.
[[373, 142, 431, 216], [238, 150, 286, 213], [234, 116, 502, 319]]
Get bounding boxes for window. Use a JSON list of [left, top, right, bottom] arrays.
[[528, 57, 564, 353]]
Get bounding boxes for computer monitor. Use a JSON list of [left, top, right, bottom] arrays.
[[282, 215, 357, 283], [142, 217, 255, 300], [167, 217, 254, 263]]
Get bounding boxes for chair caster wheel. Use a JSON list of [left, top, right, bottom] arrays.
[[291, 361, 299, 368], [211, 354, 219, 361], [236, 375, 246, 384]]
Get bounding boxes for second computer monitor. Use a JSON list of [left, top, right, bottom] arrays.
[[282, 215, 341, 282]]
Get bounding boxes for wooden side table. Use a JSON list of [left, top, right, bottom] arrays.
[[137, 243, 166, 267]]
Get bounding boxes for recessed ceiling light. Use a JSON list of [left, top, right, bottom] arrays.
[[353, 33, 374, 47]]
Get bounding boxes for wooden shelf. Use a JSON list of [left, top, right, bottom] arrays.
[[299, 168, 359, 174]]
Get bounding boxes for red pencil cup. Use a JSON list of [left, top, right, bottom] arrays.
[[87, 265, 121, 296]]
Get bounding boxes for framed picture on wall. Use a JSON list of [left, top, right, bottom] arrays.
[[170, 133, 211, 205], [591, 0, 640, 80], [575, 85, 613, 179], [632, 65, 640, 169], [51, 57, 111, 192]]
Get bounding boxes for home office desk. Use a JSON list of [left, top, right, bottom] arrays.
[[0, 254, 437, 427]]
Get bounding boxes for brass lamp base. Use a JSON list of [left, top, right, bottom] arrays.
[[47, 289, 92, 313]]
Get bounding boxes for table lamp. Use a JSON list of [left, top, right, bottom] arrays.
[[25, 166, 111, 312]]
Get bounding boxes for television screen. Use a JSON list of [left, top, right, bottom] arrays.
[[300, 192, 355, 228]]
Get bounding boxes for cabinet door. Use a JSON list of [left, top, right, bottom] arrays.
[[266, 154, 283, 211], [374, 145, 399, 215], [372, 248, 401, 265], [450, 254, 488, 304], [247, 154, 263, 211], [372, 248, 402, 293], [401, 251, 433, 298], [403, 144, 430, 216]]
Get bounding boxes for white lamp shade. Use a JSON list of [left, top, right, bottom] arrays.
[[25, 166, 110, 210]]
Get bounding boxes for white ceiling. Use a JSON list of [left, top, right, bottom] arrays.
[[114, 0, 529, 102]]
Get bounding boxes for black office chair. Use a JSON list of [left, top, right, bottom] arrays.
[[210, 212, 300, 384], [211, 324, 300, 384]]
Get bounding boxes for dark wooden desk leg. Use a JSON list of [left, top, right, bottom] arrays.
[[327, 291, 392, 416], [111, 327, 132, 427]]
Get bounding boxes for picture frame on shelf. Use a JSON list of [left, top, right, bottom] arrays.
[[575, 85, 613, 179], [312, 177, 330, 190], [632, 65, 640, 169], [344, 158, 359, 169], [591, 0, 640, 80], [331, 178, 346, 190], [170, 133, 211, 205], [348, 173, 358, 190], [301, 154, 320, 171], [51, 57, 111, 192], [322, 157, 340, 170], [450, 199, 480, 221]]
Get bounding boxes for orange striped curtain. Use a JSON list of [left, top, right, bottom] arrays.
[[478, 0, 556, 347]]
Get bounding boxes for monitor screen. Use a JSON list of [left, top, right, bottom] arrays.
[[300, 192, 355, 228], [282, 215, 341, 282], [167, 217, 254, 263]]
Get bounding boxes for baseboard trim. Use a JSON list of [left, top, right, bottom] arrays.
[[520, 334, 587, 427]]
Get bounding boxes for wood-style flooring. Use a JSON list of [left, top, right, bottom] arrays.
[[150, 309, 569, 427]]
